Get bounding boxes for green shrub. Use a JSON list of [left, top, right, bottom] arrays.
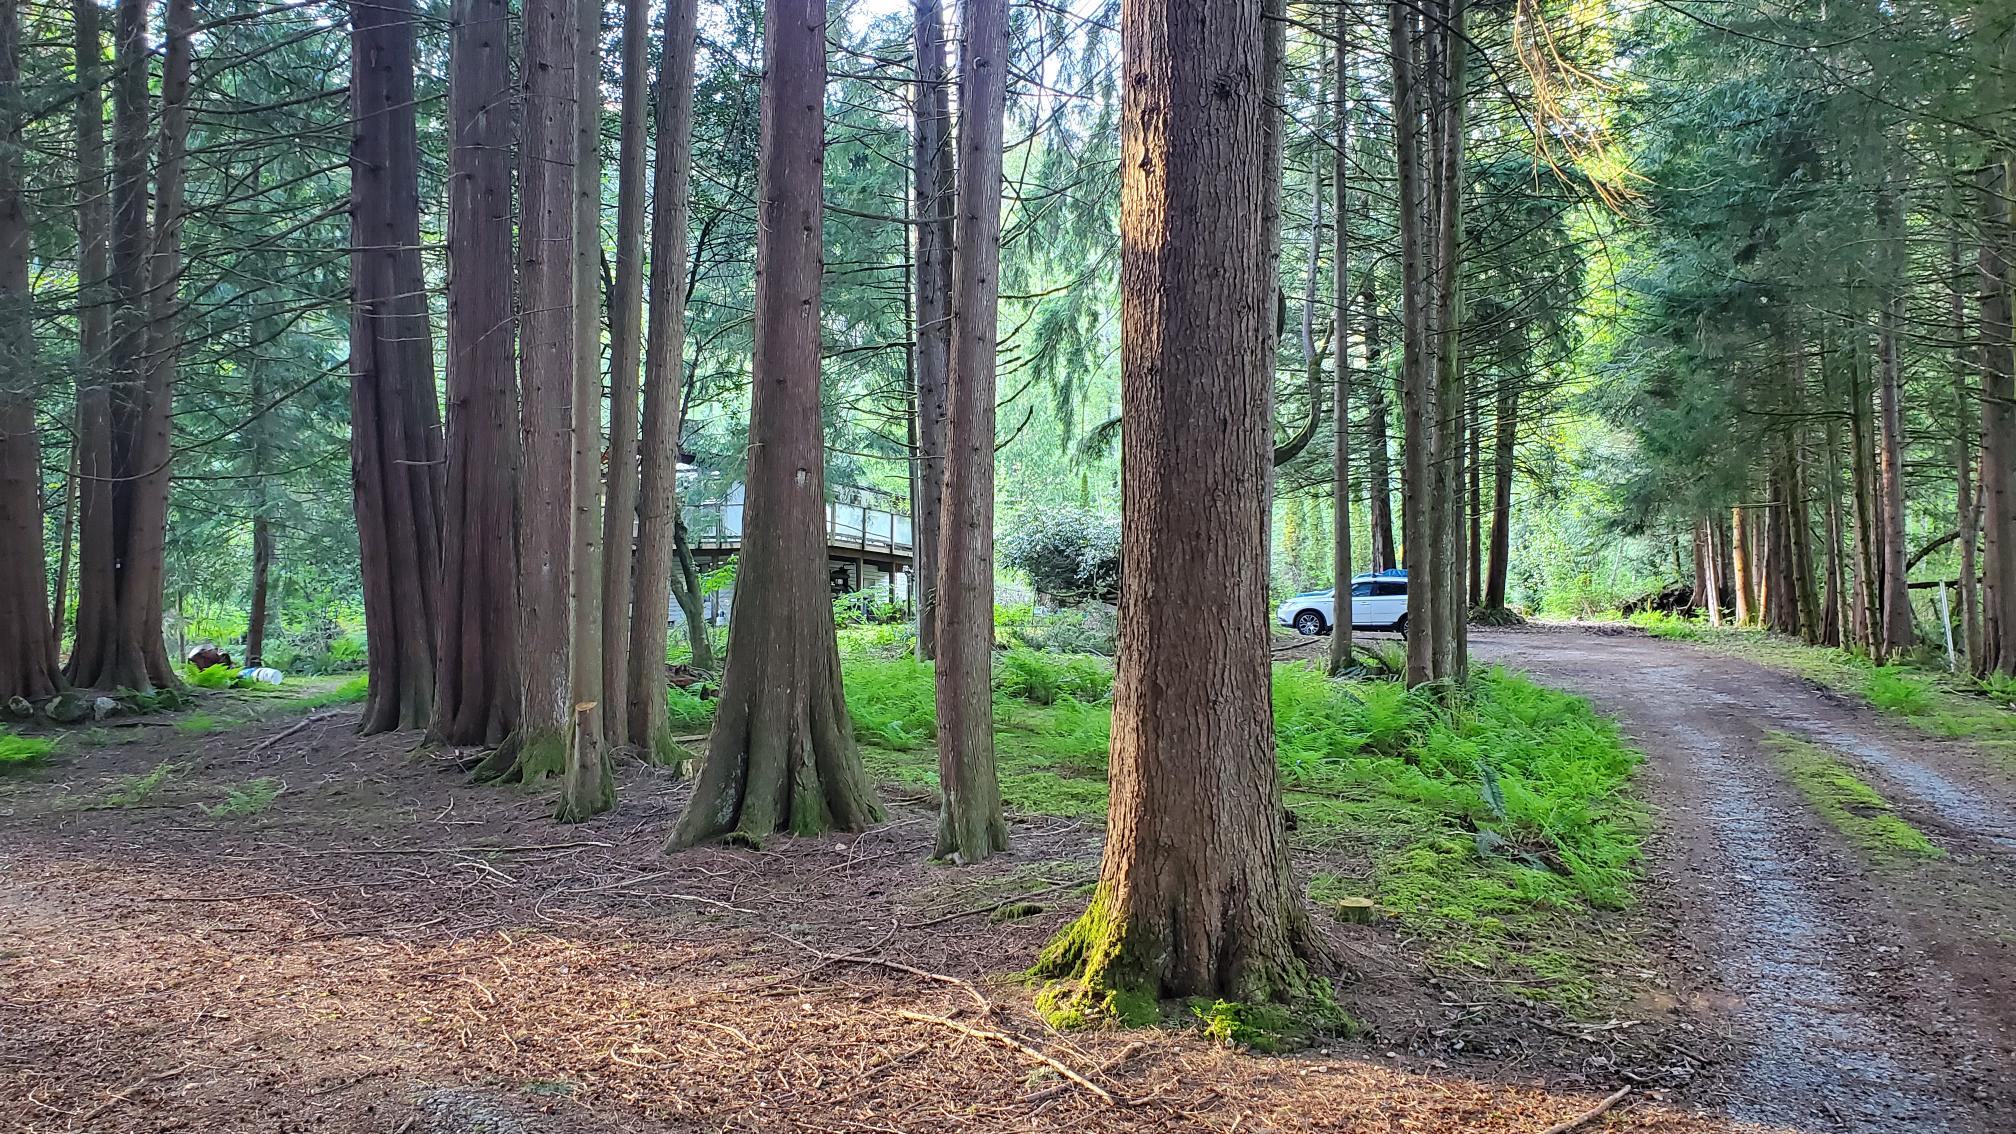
[[1000, 509, 1120, 603], [1862, 665, 1934, 716], [1626, 611, 1703, 640], [842, 656, 936, 749]]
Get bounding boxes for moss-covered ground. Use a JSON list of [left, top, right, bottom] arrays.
[[1763, 731, 1946, 862]]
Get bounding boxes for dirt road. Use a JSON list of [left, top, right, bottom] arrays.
[[1471, 626, 2016, 1134]]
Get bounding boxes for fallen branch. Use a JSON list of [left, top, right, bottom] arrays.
[[902, 878, 1080, 929], [896, 1009, 1116, 1105], [1537, 1085, 1632, 1134], [777, 935, 991, 1013], [1020, 1040, 1147, 1103], [247, 710, 340, 758], [281, 840, 614, 858]]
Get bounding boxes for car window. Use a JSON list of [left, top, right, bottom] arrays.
[[1350, 582, 1374, 596], [1373, 581, 1406, 597]]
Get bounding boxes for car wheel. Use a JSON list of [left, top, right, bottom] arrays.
[[1293, 610, 1326, 636], [1393, 614, 1408, 637]]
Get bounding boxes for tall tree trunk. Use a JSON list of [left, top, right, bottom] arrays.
[[477, 0, 578, 785], [672, 510, 713, 667], [1327, 22, 1354, 678], [432, 0, 520, 747], [1468, 401, 1481, 609], [1731, 503, 1754, 625], [910, 0, 953, 660], [557, 0, 611, 820], [669, 0, 881, 848], [1849, 330, 1883, 653], [1035, 0, 1323, 1011], [1389, 0, 1434, 686], [1875, 188, 1913, 658], [599, 0, 651, 751], [1978, 159, 2016, 673], [1430, 0, 1470, 682], [1483, 379, 1514, 609], [69, 0, 185, 692], [1823, 412, 1847, 647], [350, 0, 443, 733], [67, 0, 114, 682], [1952, 206, 1981, 665], [1361, 287, 1395, 571], [244, 331, 274, 666], [627, 0, 701, 758], [0, 0, 57, 702], [933, 0, 1009, 864]]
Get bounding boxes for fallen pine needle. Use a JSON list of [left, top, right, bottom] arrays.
[[1537, 1084, 1632, 1134], [896, 1010, 1116, 1105]]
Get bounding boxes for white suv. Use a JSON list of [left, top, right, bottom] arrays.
[[1276, 571, 1408, 636]]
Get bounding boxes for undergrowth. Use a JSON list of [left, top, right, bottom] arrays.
[[838, 645, 1645, 1004], [1765, 732, 1944, 862], [201, 777, 284, 818], [0, 730, 55, 768], [292, 676, 370, 711]]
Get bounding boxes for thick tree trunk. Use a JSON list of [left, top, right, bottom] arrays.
[[557, 0, 612, 820], [1035, 0, 1323, 1013], [1327, 24, 1354, 678], [669, 0, 881, 848], [933, 0, 1009, 864], [69, 0, 185, 693], [598, 0, 652, 751], [432, 0, 520, 747], [1483, 379, 1514, 609], [351, 0, 443, 734], [1389, 0, 1434, 686], [626, 0, 701, 759], [0, 0, 57, 703], [67, 0, 112, 678], [476, 0, 577, 785], [910, 0, 953, 660], [1977, 159, 2016, 673], [1361, 287, 1395, 571]]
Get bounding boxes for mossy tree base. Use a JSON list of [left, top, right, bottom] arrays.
[[1032, 886, 1336, 1047], [469, 727, 565, 787]]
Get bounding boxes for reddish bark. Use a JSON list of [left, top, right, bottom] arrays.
[[350, 0, 443, 733], [1036, 0, 1322, 1010], [669, 0, 881, 848], [431, 0, 520, 746], [626, 0, 701, 758]]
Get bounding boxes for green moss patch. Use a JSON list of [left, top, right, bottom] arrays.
[[1765, 732, 1945, 861]]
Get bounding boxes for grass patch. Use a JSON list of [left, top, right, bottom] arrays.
[[293, 675, 370, 711], [1765, 732, 1945, 861], [174, 713, 221, 735], [1626, 611, 1705, 640], [0, 730, 55, 768], [201, 776, 284, 818]]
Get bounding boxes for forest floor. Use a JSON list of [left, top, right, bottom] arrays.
[[0, 629, 2010, 1133]]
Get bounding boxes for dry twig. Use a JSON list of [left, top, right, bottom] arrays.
[[1536, 1085, 1633, 1134], [896, 1009, 1117, 1104]]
